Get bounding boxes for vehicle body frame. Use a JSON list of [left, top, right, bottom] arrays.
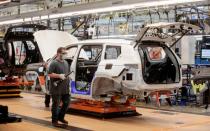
[[33, 22, 200, 102]]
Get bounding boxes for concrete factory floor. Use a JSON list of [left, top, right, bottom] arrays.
[[1, 93, 210, 131]]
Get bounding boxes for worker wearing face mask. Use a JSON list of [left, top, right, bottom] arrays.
[[48, 47, 70, 128]]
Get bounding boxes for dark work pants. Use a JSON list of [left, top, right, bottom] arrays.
[[51, 94, 70, 123], [205, 84, 209, 109], [45, 94, 51, 106]]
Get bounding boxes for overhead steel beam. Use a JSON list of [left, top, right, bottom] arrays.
[[0, 0, 208, 23], [0, 0, 43, 9]]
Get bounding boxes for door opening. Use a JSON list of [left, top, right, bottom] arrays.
[[138, 41, 180, 84], [75, 45, 103, 94]]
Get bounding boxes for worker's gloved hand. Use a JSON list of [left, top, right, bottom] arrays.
[[59, 74, 66, 80]]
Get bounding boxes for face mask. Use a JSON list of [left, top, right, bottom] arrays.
[[60, 54, 67, 60]]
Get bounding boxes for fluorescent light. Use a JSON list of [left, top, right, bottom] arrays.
[[7, 19, 24, 24], [24, 17, 32, 22], [49, 13, 62, 19], [49, 0, 206, 19], [41, 15, 49, 20], [0, 19, 23, 25], [0, 0, 10, 5], [133, 0, 205, 8], [0, 0, 205, 25], [61, 12, 73, 17], [32, 16, 40, 21]]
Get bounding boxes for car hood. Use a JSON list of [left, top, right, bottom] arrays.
[[34, 30, 78, 61]]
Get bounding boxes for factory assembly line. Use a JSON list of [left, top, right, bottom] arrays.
[[25, 22, 199, 117], [0, 22, 202, 120], [0, 22, 204, 121], [0, 21, 209, 131], [0, 0, 210, 130]]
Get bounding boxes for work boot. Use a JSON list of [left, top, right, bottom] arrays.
[[45, 104, 49, 107], [52, 121, 65, 128], [58, 119, 68, 124]]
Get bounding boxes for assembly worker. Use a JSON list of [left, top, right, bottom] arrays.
[[48, 47, 70, 127]]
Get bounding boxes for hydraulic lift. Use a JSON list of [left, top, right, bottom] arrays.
[[0, 77, 34, 98], [69, 97, 139, 118]]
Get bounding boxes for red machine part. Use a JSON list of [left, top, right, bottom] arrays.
[[0, 77, 34, 97]]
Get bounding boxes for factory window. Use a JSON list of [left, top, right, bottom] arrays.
[[105, 46, 121, 59]]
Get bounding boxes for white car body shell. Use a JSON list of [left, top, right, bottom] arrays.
[[34, 22, 200, 100]]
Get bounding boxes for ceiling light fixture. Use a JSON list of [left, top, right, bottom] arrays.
[[32, 16, 40, 21], [40, 15, 49, 20], [49, 0, 206, 19], [24, 18, 32, 22], [0, 0, 206, 25], [0, 18, 23, 25], [0, 0, 11, 5]]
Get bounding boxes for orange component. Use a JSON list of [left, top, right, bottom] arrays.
[[0, 78, 21, 86], [69, 99, 137, 114], [20, 81, 34, 86], [0, 77, 22, 98], [38, 76, 45, 86], [126, 98, 136, 105], [0, 81, 20, 86], [150, 90, 172, 96], [149, 90, 172, 106], [0, 77, 34, 87]]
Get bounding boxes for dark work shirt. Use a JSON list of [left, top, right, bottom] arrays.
[[48, 59, 70, 95]]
